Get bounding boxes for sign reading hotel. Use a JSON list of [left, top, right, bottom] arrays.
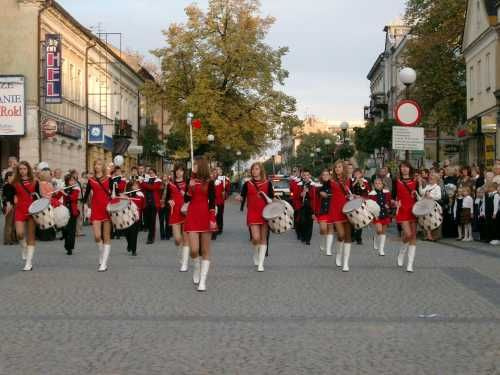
[[0, 75, 25, 135], [45, 34, 62, 104], [392, 126, 424, 151]]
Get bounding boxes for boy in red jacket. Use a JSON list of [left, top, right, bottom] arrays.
[[61, 174, 80, 255], [140, 168, 163, 244]]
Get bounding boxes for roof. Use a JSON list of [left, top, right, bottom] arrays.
[[48, 0, 145, 83], [366, 53, 384, 80]]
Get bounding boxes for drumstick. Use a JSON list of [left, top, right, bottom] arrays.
[[121, 189, 141, 195]]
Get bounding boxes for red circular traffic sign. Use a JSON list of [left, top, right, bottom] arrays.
[[394, 100, 422, 127]]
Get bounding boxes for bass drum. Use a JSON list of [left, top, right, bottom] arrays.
[[107, 200, 137, 230], [53, 205, 70, 229], [412, 199, 443, 231], [28, 198, 55, 230], [263, 199, 295, 234], [342, 199, 375, 230]]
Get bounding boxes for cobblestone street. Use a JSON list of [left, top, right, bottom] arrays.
[[0, 203, 499, 375]]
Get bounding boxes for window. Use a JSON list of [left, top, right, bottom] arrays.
[[76, 69, 81, 103], [477, 60, 482, 94], [486, 53, 491, 90]]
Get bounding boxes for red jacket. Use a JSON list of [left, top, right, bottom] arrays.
[[290, 177, 302, 210], [64, 188, 81, 217], [214, 176, 230, 205], [140, 177, 163, 208]]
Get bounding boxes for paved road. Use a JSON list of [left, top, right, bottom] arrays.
[[0, 203, 499, 375]]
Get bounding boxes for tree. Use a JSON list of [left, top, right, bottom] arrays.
[[403, 0, 466, 133], [143, 0, 298, 161], [292, 132, 338, 175], [140, 123, 163, 163], [354, 119, 394, 155]]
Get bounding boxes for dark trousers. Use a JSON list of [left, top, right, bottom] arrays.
[[126, 221, 140, 254], [352, 228, 363, 244], [216, 204, 225, 234], [144, 205, 157, 242], [63, 216, 77, 252], [294, 208, 301, 240], [298, 206, 313, 243], [158, 207, 170, 239]]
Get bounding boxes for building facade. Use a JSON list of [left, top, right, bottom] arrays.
[[0, 0, 149, 173], [462, 0, 499, 168]]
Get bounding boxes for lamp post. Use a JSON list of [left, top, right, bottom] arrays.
[[207, 134, 215, 167], [324, 138, 333, 164], [187, 113, 194, 168], [399, 67, 417, 162], [236, 150, 242, 178], [340, 122, 349, 144]]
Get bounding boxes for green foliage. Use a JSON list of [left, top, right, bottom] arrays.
[[403, 0, 466, 132], [335, 145, 355, 161], [143, 0, 298, 161], [291, 132, 337, 175], [140, 123, 163, 162], [354, 120, 395, 154]]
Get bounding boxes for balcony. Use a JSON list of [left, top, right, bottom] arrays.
[[114, 119, 133, 139]]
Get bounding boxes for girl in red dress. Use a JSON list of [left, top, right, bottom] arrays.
[[83, 159, 113, 272], [394, 162, 418, 272], [13, 161, 38, 271], [329, 160, 353, 271], [312, 169, 335, 256], [368, 178, 393, 256], [184, 157, 217, 292], [167, 163, 190, 272], [239, 162, 274, 272]]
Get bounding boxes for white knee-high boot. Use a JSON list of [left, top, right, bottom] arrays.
[[336, 241, 344, 267], [23, 245, 34, 271], [180, 246, 190, 272], [257, 244, 267, 272], [197, 260, 210, 292], [97, 241, 103, 265], [320, 235, 326, 254], [19, 239, 27, 260], [98, 244, 110, 272], [253, 244, 259, 266], [378, 235, 386, 256], [406, 245, 416, 273], [342, 243, 351, 272], [192, 257, 201, 284], [397, 243, 408, 267], [325, 234, 334, 256]]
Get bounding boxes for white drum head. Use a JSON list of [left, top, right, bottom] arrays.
[[107, 200, 130, 213], [29, 198, 50, 215], [412, 199, 435, 217], [263, 202, 285, 220], [342, 199, 364, 214], [365, 199, 381, 217]]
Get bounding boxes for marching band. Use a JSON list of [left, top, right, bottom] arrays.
[[7, 157, 437, 292]]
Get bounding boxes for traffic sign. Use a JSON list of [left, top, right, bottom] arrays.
[[395, 100, 422, 127], [392, 126, 424, 151]]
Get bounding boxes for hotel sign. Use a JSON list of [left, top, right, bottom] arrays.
[[45, 34, 62, 104], [0, 75, 25, 135]]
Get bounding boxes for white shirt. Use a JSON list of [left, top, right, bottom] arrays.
[[419, 183, 442, 201]]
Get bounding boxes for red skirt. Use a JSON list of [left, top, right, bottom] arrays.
[[373, 217, 391, 225], [90, 202, 110, 222], [169, 205, 185, 225], [247, 202, 266, 226], [14, 203, 31, 222], [329, 199, 347, 224], [316, 214, 331, 223], [184, 202, 215, 233], [396, 205, 416, 223]]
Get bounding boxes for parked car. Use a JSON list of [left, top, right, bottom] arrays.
[[270, 175, 290, 201]]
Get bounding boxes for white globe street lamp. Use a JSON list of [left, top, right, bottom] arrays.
[[324, 139, 331, 146], [399, 67, 417, 86], [340, 122, 349, 143], [236, 150, 242, 157], [315, 147, 321, 153], [207, 134, 215, 143]]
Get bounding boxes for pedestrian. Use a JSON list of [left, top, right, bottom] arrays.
[[184, 157, 218, 291], [418, 172, 442, 241], [1, 156, 18, 181], [13, 161, 39, 271], [166, 163, 190, 271], [329, 160, 353, 272], [124, 180, 144, 256], [289, 168, 303, 241], [60, 174, 80, 255], [459, 187, 474, 242], [158, 172, 170, 241], [238, 162, 274, 271], [140, 168, 162, 244], [483, 182, 499, 245], [474, 187, 485, 241], [312, 169, 335, 256], [368, 177, 392, 256], [83, 159, 113, 272], [394, 162, 418, 273], [453, 187, 464, 241], [298, 169, 314, 245], [2, 171, 17, 245]]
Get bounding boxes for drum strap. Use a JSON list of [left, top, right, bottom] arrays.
[[335, 178, 349, 198], [401, 179, 415, 197], [251, 180, 269, 204], [20, 180, 39, 198], [95, 177, 112, 198]]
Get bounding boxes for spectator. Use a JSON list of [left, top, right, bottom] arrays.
[[2, 156, 18, 181], [2, 171, 17, 245]]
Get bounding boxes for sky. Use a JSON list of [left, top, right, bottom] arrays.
[[58, 0, 406, 122]]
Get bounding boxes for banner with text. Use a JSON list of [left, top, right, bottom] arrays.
[[392, 126, 424, 151], [45, 34, 62, 104], [0, 76, 25, 135]]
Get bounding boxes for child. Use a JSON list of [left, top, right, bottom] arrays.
[[368, 178, 392, 256], [453, 187, 464, 240], [475, 187, 485, 241], [125, 180, 144, 256], [61, 174, 81, 255], [460, 186, 474, 242], [483, 182, 499, 245]]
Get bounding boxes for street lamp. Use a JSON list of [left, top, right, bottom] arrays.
[[315, 147, 321, 153], [207, 134, 215, 167], [236, 150, 242, 178], [324, 139, 331, 146], [207, 134, 215, 143], [187, 113, 194, 167], [340, 121, 349, 144], [399, 67, 417, 161]]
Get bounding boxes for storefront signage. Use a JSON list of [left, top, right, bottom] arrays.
[[57, 121, 81, 140], [88, 124, 104, 144], [392, 126, 424, 151], [41, 118, 58, 138], [45, 34, 62, 104], [0, 75, 25, 135]]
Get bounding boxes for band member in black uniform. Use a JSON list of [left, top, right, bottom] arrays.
[[140, 169, 163, 244], [298, 169, 314, 245], [60, 174, 81, 255]]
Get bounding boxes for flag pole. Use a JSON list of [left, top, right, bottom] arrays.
[[187, 112, 194, 168]]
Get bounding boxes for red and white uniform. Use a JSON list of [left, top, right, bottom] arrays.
[[54, 188, 81, 218], [14, 179, 38, 222], [85, 177, 112, 222], [310, 182, 330, 223], [368, 189, 392, 226], [395, 178, 417, 223], [289, 177, 302, 210], [129, 191, 145, 221], [167, 179, 187, 225], [140, 177, 163, 208], [329, 178, 351, 224], [241, 179, 273, 226], [184, 179, 217, 233], [215, 176, 230, 206]]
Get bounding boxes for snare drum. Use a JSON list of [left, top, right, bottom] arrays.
[[28, 198, 55, 229], [342, 199, 375, 230], [365, 199, 381, 218], [53, 205, 70, 229], [262, 199, 295, 234], [107, 199, 137, 230], [412, 199, 443, 231]]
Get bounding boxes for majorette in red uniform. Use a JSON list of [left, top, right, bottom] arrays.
[[310, 172, 335, 256], [328, 177, 351, 224], [395, 178, 417, 224], [84, 176, 112, 222], [167, 179, 187, 225], [368, 187, 392, 256], [184, 165, 217, 292], [14, 179, 38, 222]]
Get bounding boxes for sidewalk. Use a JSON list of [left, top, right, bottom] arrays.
[[438, 237, 500, 259]]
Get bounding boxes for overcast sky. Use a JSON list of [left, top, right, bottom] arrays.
[[58, 0, 406, 122]]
